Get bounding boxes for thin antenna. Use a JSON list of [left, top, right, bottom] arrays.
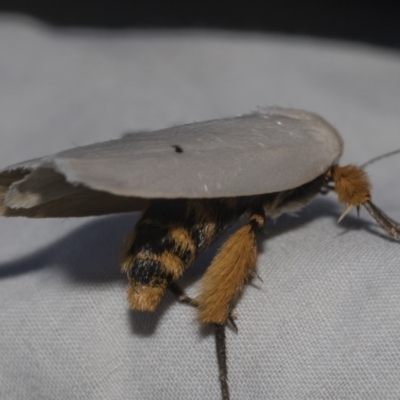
[[356, 149, 400, 240], [361, 148, 400, 168], [364, 201, 400, 240]]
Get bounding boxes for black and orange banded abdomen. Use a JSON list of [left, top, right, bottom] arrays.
[[121, 198, 250, 311]]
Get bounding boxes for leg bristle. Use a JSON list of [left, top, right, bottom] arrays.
[[337, 205, 353, 223]]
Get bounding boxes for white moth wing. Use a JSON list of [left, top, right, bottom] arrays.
[[0, 108, 343, 217]]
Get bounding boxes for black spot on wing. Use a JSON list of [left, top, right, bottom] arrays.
[[172, 145, 183, 153]]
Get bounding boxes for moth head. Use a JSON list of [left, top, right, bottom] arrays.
[[331, 162, 400, 241]]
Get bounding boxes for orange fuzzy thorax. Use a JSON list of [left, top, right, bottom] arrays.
[[332, 165, 371, 206]]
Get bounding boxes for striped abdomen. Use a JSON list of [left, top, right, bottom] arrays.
[[121, 198, 249, 311]]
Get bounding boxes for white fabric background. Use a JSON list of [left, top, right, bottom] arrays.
[[1, 16, 400, 399]]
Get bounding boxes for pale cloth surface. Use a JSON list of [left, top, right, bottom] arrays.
[[1, 16, 400, 399]]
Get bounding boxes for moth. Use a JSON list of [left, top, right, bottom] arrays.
[[1, 107, 399, 400]]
